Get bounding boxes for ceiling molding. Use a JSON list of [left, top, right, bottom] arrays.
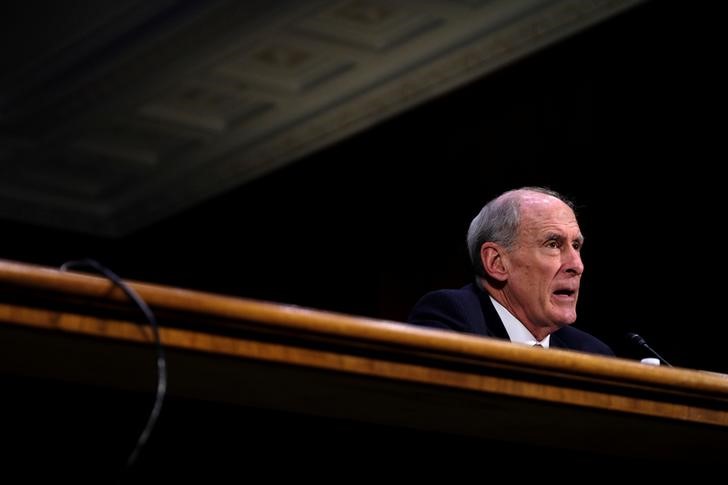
[[0, 0, 644, 236]]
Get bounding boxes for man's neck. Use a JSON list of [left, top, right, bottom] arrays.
[[480, 280, 555, 341]]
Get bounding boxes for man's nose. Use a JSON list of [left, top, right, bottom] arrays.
[[565, 247, 584, 275]]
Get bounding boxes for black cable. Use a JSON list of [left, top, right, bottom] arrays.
[[60, 258, 167, 474], [626, 332, 673, 367]]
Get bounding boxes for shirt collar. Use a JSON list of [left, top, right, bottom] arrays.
[[489, 296, 550, 348]]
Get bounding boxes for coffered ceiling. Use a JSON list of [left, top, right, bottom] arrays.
[[0, 0, 642, 236]]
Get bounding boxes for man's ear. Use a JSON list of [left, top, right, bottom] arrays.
[[481, 242, 508, 282]]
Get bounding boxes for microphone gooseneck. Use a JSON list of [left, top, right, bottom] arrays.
[[626, 332, 673, 367]]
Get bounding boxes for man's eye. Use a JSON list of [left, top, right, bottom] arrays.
[[546, 240, 559, 248]]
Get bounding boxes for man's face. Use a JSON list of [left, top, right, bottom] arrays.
[[503, 194, 584, 330]]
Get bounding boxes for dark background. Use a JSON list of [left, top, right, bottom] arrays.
[[4, 1, 726, 373]]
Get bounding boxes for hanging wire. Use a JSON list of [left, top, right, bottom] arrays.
[[60, 258, 167, 474]]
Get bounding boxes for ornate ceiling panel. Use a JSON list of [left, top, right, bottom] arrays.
[[0, 0, 642, 236]]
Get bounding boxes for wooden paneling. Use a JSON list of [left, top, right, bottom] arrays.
[[1, 258, 726, 476]]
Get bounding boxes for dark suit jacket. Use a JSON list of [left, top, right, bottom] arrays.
[[408, 283, 614, 356]]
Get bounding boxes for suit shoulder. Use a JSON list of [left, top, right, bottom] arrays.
[[556, 326, 614, 356], [407, 284, 483, 332]]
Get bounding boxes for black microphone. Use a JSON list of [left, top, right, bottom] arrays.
[[626, 332, 673, 367]]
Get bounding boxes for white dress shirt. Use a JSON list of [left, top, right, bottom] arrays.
[[489, 296, 550, 348]]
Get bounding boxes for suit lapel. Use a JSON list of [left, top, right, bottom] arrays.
[[473, 285, 510, 340], [549, 331, 570, 350]]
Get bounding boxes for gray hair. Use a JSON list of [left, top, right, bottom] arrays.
[[466, 187, 574, 277]]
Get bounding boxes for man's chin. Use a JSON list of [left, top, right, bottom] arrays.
[[554, 312, 577, 326]]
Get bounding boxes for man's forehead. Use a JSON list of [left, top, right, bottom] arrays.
[[520, 200, 577, 224], [520, 211, 582, 239]]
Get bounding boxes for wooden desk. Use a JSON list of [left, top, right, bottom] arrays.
[[1, 259, 726, 477]]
